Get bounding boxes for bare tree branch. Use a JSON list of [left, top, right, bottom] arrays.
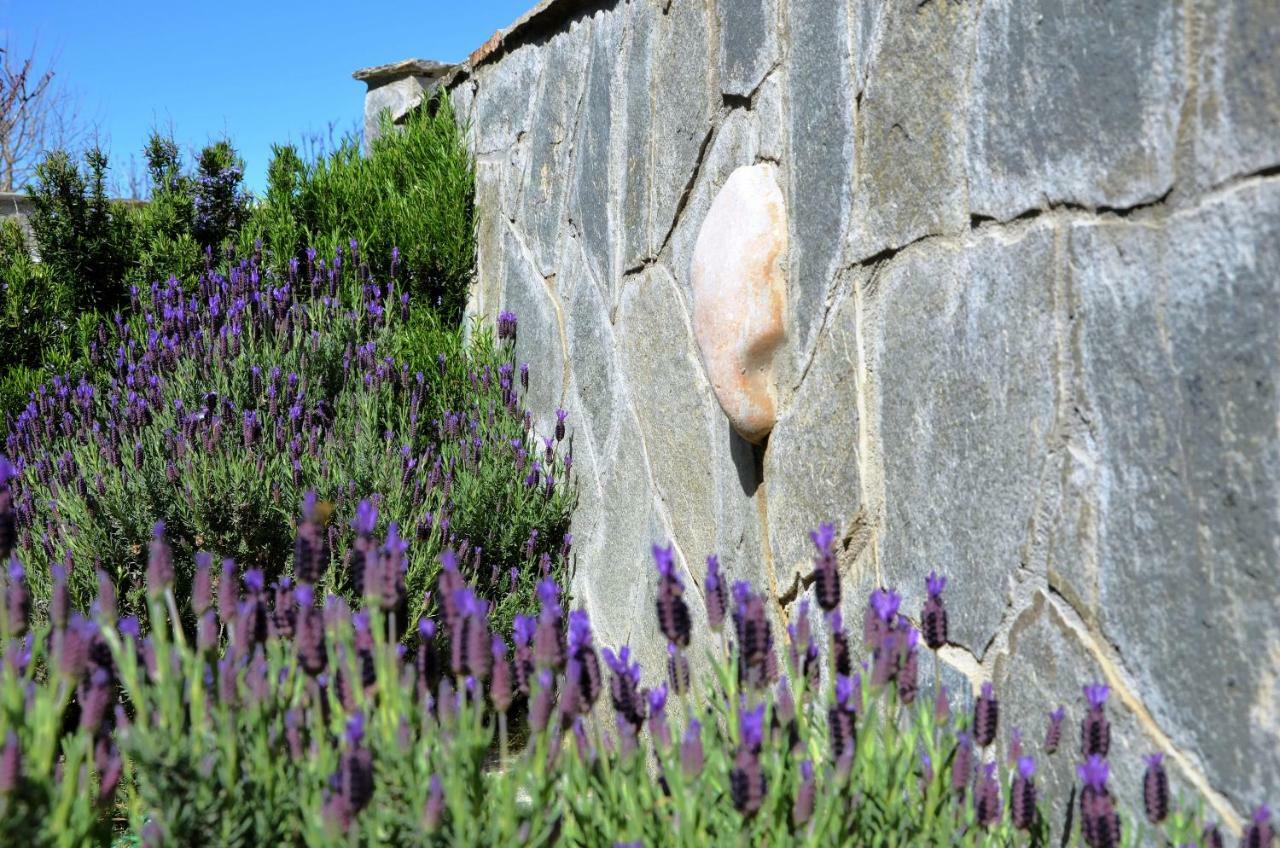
[[0, 36, 91, 192]]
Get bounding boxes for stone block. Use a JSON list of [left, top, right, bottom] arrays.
[[968, 0, 1184, 219], [617, 264, 721, 570], [786, 0, 854, 360], [874, 221, 1058, 653], [717, 0, 777, 98], [1192, 0, 1280, 188], [648, 0, 714, 257], [847, 0, 973, 259], [501, 227, 565, 437], [518, 24, 589, 276], [1070, 181, 1280, 809]]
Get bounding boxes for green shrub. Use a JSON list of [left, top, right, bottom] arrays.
[[241, 95, 476, 321], [28, 148, 134, 314]]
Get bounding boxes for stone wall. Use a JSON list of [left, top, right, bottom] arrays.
[[0, 192, 37, 253], [383, 0, 1277, 831]]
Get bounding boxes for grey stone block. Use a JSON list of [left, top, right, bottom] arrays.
[[1192, 0, 1280, 188], [648, 0, 714, 258], [1070, 181, 1280, 810], [874, 221, 1058, 653], [518, 25, 589, 277], [847, 1, 974, 260], [765, 284, 862, 589], [787, 0, 855, 359], [717, 0, 777, 98], [968, 0, 1184, 219], [617, 264, 721, 569]]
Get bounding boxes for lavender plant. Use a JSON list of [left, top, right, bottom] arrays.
[[2, 491, 1268, 846], [2, 249, 571, 632]]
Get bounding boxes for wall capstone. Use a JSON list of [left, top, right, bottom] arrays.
[[690, 164, 788, 444]]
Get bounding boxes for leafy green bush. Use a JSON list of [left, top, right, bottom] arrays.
[[241, 95, 476, 321], [3, 249, 570, 633]]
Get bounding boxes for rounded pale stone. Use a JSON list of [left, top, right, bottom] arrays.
[[690, 163, 789, 443]]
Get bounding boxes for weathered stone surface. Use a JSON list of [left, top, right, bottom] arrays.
[[717, 0, 777, 98], [501, 227, 565, 437], [1193, 0, 1280, 188], [968, 0, 1183, 219], [566, 7, 625, 291], [874, 222, 1058, 653], [466, 164, 506, 330], [847, 1, 973, 260], [620, 0, 656, 273], [648, 0, 713, 258], [1070, 181, 1280, 810], [691, 164, 788, 444], [562, 238, 625, 454], [786, 0, 854, 358], [442, 0, 1280, 813], [517, 25, 588, 276], [765, 283, 861, 585], [618, 265, 720, 568], [361, 75, 431, 150], [469, 44, 544, 156]]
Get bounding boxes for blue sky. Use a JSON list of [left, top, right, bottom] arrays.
[[1, 0, 533, 194]]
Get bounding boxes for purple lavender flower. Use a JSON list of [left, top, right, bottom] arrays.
[[0, 730, 19, 794], [554, 408, 567, 442], [490, 634, 513, 713], [681, 718, 704, 777], [1081, 682, 1111, 757], [1044, 705, 1065, 755], [973, 761, 1002, 828], [294, 492, 329, 585], [1011, 756, 1037, 831], [704, 555, 727, 632], [602, 645, 644, 729], [1077, 755, 1120, 848], [648, 684, 671, 748], [1244, 806, 1274, 848], [1143, 753, 1169, 824], [340, 714, 373, 815], [0, 458, 15, 564], [829, 610, 852, 677], [952, 732, 974, 796], [731, 704, 768, 817], [533, 578, 565, 671], [565, 610, 601, 709], [973, 681, 999, 748], [793, 760, 815, 826], [497, 310, 518, 341], [922, 571, 949, 650], [512, 614, 535, 694], [146, 522, 174, 596], [732, 582, 774, 691], [5, 561, 28, 637], [809, 522, 840, 612], [529, 669, 555, 733], [653, 543, 691, 648], [828, 674, 859, 767], [423, 775, 444, 830]]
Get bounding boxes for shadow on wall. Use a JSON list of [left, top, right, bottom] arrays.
[[730, 425, 765, 497]]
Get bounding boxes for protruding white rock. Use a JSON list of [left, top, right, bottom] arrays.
[[690, 163, 789, 444]]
